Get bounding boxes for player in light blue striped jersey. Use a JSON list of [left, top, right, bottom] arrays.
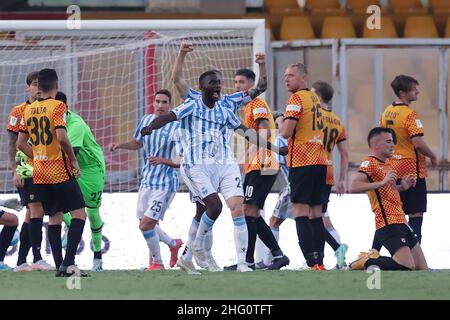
[[109, 89, 183, 270], [141, 69, 281, 273]]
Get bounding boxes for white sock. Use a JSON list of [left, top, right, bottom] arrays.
[[233, 216, 248, 265], [183, 217, 199, 261], [264, 226, 279, 265], [142, 228, 162, 264], [193, 213, 215, 252], [205, 229, 213, 252], [327, 227, 341, 245], [155, 225, 175, 248]]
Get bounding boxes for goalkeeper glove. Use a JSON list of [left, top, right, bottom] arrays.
[[15, 150, 28, 165], [16, 162, 34, 179]]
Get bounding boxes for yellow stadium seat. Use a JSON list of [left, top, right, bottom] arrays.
[[445, 17, 450, 37], [307, 0, 341, 10], [363, 16, 398, 38], [264, 0, 299, 11], [321, 16, 356, 38], [404, 16, 439, 38], [429, 0, 450, 10], [310, 8, 346, 36], [267, 8, 305, 40], [389, 0, 423, 10], [347, 0, 381, 12], [280, 16, 315, 40]]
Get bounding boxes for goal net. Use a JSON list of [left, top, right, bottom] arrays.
[[0, 19, 265, 193]]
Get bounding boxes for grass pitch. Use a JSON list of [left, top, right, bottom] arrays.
[[1, 270, 449, 300]]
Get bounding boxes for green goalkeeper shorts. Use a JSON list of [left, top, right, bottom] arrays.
[[77, 167, 105, 209]]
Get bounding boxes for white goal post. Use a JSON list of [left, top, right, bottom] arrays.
[[0, 19, 266, 193]]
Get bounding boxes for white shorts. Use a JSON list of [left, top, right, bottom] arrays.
[[180, 162, 243, 204], [272, 185, 293, 220], [136, 186, 175, 221]]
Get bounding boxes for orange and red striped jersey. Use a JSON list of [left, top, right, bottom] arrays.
[[358, 156, 407, 230], [7, 101, 29, 134], [380, 103, 426, 179], [19, 97, 73, 184], [243, 97, 278, 173], [284, 89, 327, 167], [321, 108, 346, 185]]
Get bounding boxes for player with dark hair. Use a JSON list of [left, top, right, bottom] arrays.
[[17, 68, 87, 277], [349, 127, 427, 271], [7, 71, 54, 272], [109, 89, 183, 271], [378, 75, 437, 247]]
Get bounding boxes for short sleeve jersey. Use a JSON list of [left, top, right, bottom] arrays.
[[243, 97, 278, 173], [19, 97, 73, 184], [321, 108, 347, 185], [380, 103, 426, 179], [284, 89, 327, 167], [358, 156, 407, 230]]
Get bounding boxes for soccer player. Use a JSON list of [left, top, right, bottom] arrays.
[[6, 71, 53, 272], [17, 68, 87, 277], [349, 127, 428, 270], [54, 91, 106, 272], [279, 63, 328, 270], [141, 70, 281, 273], [311, 81, 349, 269], [172, 42, 289, 271], [109, 89, 183, 271], [0, 201, 19, 270], [379, 75, 437, 246]]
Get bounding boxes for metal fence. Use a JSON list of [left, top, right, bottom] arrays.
[[271, 38, 450, 191]]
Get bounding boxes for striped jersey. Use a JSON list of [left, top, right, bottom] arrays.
[[171, 98, 242, 165], [134, 114, 180, 192], [185, 88, 251, 113], [276, 135, 289, 184]]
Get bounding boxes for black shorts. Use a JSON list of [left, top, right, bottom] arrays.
[[289, 165, 327, 206], [35, 177, 86, 216], [243, 170, 278, 209], [322, 184, 332, 213], [400, 178, 427, 214], [374, 223, 418, 256], [17, 178, 40, 207]]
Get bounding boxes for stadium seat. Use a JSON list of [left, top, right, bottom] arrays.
[[306, 0, 341, 10], [280, 16, 315, 40], [389, 0, 423, 10], [429, 0, 450, 10], [267, 8, 304, 40], [445, 17, 450, 38], [321, 16, 356, 38], [346, 0, 381, 12], [310, 8, 346, 37], [404, 16, 439, 38], [363, 16, 398, 38], [264, 0, 299, 11]]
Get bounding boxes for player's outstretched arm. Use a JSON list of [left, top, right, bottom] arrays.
[[109, 140, 143, 152], [172, 42, 193, 99], [141, 112, 177, 136], [247, 53, 267, 100], [234, 124, 286, 156]]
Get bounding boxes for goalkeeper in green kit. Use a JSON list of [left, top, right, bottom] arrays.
[[58, 92, 105, 271]]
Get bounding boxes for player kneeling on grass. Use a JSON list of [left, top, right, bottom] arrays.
[[349, 127, 428, 271]]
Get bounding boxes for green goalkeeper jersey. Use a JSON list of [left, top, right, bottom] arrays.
[[66, 110, 105, 172]]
